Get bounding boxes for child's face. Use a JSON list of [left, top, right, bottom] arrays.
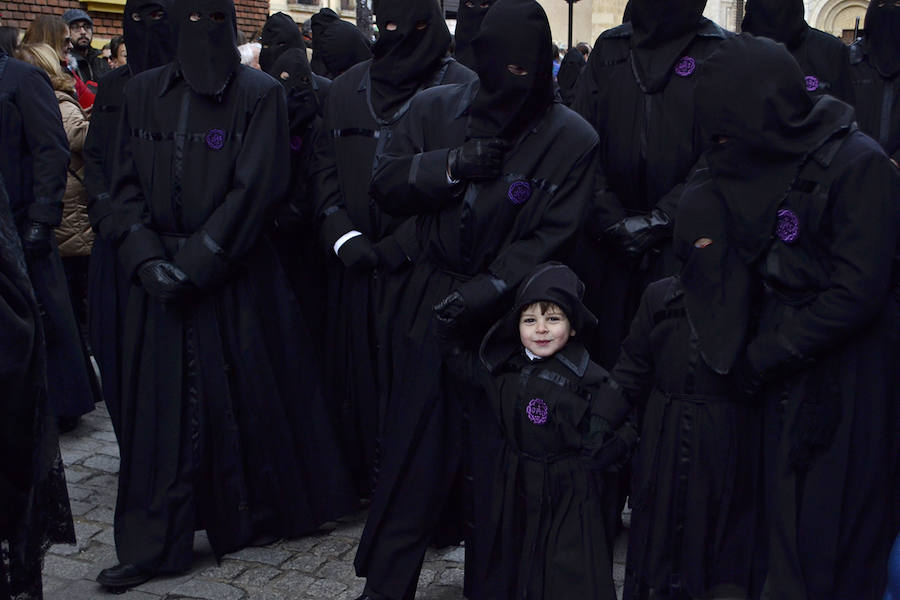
[[519, 302, 574, 358]]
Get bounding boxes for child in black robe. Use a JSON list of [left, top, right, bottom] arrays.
[[436, 262, 636, 600]]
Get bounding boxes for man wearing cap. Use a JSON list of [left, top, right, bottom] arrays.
[[62, 8, 110, 86]]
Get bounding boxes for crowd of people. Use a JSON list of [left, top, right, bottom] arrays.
[[1, 0, 899, 599]]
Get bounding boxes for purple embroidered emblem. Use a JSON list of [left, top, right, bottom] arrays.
[[508, 180, 532, 205], [674, 56, 696, 77], [290, 136, 303, 152], [805, 76, 820, 92], [205, 128, 225, 151], [526, 398, 549, 426], [776, 209, 800, 244]]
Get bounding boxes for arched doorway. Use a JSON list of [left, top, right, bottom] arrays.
[[809, 0, 868, 42]]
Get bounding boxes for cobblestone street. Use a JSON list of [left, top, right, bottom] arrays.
[[43, 404, 627, 599]]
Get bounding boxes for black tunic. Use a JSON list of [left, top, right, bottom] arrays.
[[789, 27, 854, 104], [850, 39, 900, 162], [309, 57, 475, 495], [613, 277, 759, 599], [108, 63, 358, 571], [0, 50, 96, 421], [571, 19, 730, 368], [364, 80, 598, 599]]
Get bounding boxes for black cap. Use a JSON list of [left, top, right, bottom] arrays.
[[62, 8, 93, 26]]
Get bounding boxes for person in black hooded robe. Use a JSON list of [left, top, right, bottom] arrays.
[[453, 0, 494, 70], [695, 34, 900, 600], [309, 7, 341, 77], [365, 1, 599, 597], [849, 0, 900, 165], [742, 0, 853, 103], [0, 38, 97, 429], [83, 0, 176, 438], [316, 18, 372, 80], [96, 0, 358, 589], [613, 173, 761, 600], [310, 0, 475, 499], [0, 172, 75, 600], [556, 47, 584, 106], [258, 12, 331, 110], [571, 0, 730, 370]]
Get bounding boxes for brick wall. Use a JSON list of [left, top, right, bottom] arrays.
[[0, 0, 271, 42]]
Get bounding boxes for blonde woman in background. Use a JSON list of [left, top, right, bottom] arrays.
[[22, 16, 95, 109]]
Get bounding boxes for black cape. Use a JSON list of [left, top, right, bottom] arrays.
[[108, 63, 358, 571]]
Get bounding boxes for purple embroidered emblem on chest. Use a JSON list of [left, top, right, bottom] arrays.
[[805, 76, 820, 92], [776, 209, 800, 244], [526, 398, 549, 425], [508, 180, 532, 205], [674, 56, 696, 77], [290, 136, 303, 152], [205, 128, 225, 151]]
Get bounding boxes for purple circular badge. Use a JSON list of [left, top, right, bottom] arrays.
[[675, 56, 696, 77], [205, 128, 225, 151], [290, 136, 303, 152], [805, 76, 820, 92], [526, 398, 549, 426], [776, 209, 800, 244], [508, 180, 532, 205]]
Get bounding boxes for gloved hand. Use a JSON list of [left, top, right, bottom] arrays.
[[336, 234, 378, 271], [434, 291, 467, 329], [730, 351, 763, 401], [603, 208, 672, 259], [447, 137, 509, 182], [583, 418, 637, 471], [137, 259, 193, 302], [433, 275, 506, 328], [21, 220, 53, 257]]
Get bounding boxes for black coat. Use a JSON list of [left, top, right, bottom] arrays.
[[612, 276, 760, 599], [850, 39, 900, 162], [309, 57, 475, 494], [789, 27, 854, 104], [571, 19, 731, 368], [364, 80, 598, 599], [72, 46, 110, 85], [745, 129, 900, 600], [0, 51, 95, 420], [108, 63, 357, 571]]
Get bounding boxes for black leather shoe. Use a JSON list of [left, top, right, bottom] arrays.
[[97, 563, 154, 589]]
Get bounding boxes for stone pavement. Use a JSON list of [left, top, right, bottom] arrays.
[[44, 404, 628, 599]]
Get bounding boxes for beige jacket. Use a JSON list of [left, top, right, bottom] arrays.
[[54, 91, 94, 257]]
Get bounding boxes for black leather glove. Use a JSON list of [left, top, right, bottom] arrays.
[[137, 259, 193, 302], [603, 208, 672, 259], [21, 220, 53, 257], [730, 352, 763, 401], [447, 138, 509, 182], [583, 419, 638, 471], [434, 275, 506, 328], [434, 291, 467, 329], [336, 234, 378, 271]]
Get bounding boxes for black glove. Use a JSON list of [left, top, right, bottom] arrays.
[[730, 352, 763, 401], [447, 138, 509, 182], [583, 418, 637, 471], [434, 291, 467, 329], [137, 259, 193, 302], [336, 234, 378, 271], [21, 220, 53, 257], [434, 275, 506, 328], [603, 208, 672, 259]]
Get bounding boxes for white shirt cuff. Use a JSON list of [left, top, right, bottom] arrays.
[[334, 231, 363, 256]]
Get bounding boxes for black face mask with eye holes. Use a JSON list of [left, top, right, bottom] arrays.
[[269, 47, 318, 132], [124, 0, 176, 75], [174, 0, 239, 97], [865, 0, 900, 78], [259, 12, 305, 75], [369, 0, 450, 120], [454, 0, 495, 70]]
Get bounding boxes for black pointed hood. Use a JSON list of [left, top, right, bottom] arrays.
[[173, 0, 240, 97], [742, 0, 808, 49], [467, 0, 554, 140], [556, 47, 584, 106], [317, 19, 371, 77], [630, 0, 707, 93], [269, 48, 318, 133], [259, 12, 304, 74], [124, 0, 176, 76], [370, 0, 451, 120], [864, 0, 900, 78], [454, 0, 495, 70]]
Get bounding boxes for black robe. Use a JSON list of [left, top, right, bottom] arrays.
[[571, 19, 730, 369], [108, 63, 358, 572], [0, 50, 96, 421], [613, 276, 760, 599], [0, 173, 74, 600], [310, 57, 475, 495], [786, 28, 854, 104], [365, 80, 598, 599], [83, 65, 133, 434], [745, 129, 900, 600], [850, 39, 900, 162]]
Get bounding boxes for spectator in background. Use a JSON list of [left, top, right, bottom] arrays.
[[552, 42, 561, 79], [23, 15, 95, 109], [0, 26, 19, 56], [62, 9, 109, 86], [100, 42, 111, 62], [108, 36, 127, 68], [238, 41, 261, 69], [576, 41, 591, 58]]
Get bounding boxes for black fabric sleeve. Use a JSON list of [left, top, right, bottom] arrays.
[[610, 284, 657, 407], [82, 76, 121, 234]]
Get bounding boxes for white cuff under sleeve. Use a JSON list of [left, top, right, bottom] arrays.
[[334, 230, 363, 256]]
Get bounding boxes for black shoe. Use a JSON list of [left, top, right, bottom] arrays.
[[57, 416, 80, 433], [97, 563, 154, 590]]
